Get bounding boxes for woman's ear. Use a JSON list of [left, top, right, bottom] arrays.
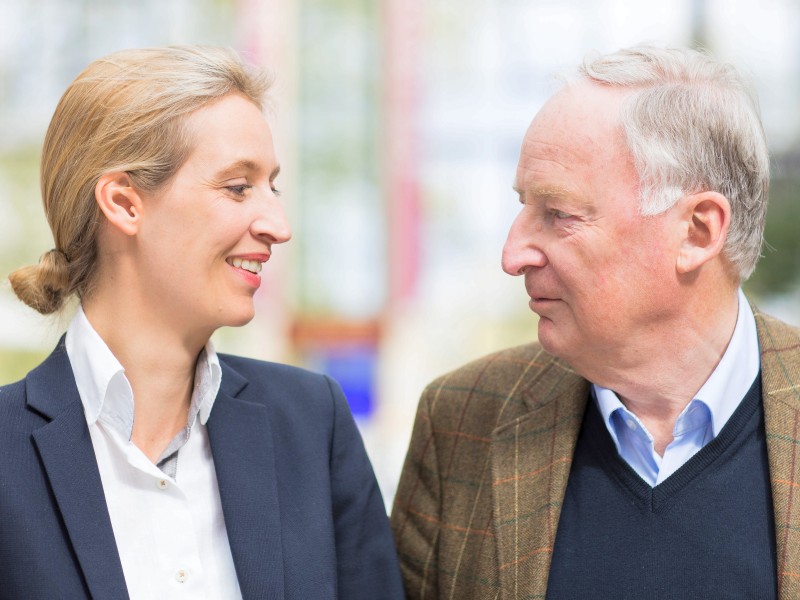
[[95, 172, 143, 236], [676, 191, 731, 274]]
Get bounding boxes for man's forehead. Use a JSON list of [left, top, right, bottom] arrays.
[[518, 135, 590, 165], [517, 84, 634, 175], [527, 81, 631, 134]]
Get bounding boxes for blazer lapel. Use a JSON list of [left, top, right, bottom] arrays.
[[490, 353, 588, 599], [207, 361, 285, 600], [757, 310, 800, 600], [27, 342, 129, 600]]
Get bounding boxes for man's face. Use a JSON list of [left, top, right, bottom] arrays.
[[502, 82, 681, 375]]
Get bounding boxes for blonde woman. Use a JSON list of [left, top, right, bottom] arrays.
[[1, 46, 403, 600]]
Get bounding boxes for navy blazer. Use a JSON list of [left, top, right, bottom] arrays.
[[0, 340, 404, 599]]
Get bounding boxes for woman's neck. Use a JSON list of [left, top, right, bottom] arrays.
[[82, 297, 209, 463]]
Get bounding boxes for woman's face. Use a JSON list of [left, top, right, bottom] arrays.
[[136, 93, 291, 336]]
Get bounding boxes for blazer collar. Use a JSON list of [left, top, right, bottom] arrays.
[[490, 351, 588, 599], [26, 339, 130, 600], [26, 344, 288, 599], [218, 353, 249, 398], [26, 338, 77, 420], [207, 357, 285, 599]]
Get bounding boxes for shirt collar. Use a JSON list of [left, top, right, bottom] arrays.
[[693, 287, 759, 436], [196, 340, 222, 426], [64, 305, 222, 437], [594, 288, 760, 440]]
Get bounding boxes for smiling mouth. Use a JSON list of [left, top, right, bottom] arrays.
[[226, 257, 263, 274]]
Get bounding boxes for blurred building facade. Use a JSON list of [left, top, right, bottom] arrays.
[[2, 0, 800, 504]]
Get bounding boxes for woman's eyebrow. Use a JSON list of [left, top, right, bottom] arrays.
[[213, 160, 282, 181], [213, 159, 263, 179]]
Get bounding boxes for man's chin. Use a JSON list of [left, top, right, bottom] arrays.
[[536, 319, 569, 359]]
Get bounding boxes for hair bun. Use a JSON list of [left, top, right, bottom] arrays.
[[8, 248, 71, 315]]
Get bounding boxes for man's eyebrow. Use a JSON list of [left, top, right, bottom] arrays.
[[512, 184, 574, 201], [535, 186, 573, 199]]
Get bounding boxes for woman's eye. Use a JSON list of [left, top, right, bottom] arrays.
[[271, 186, 282, 197], [226, 184, 252, 197]]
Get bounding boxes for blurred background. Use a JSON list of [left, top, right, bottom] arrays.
[[2, 0, 800, 508]]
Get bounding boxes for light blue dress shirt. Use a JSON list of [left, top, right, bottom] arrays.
[[593, 288, 760, 487]]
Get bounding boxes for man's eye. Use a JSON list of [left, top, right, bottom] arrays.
[[553, 210, 572, 219]]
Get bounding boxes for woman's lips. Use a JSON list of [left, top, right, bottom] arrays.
[[226, 253, 270, 288], [228, 262, 262, 287]]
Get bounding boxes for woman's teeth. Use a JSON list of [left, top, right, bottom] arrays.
[[228, 258, 262, 274]]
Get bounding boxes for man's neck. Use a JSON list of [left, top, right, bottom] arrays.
[[585, 287, 741, 455]]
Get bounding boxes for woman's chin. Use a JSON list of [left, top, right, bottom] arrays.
[[225, 311, 256, 329], [212, 302, 257, 330]]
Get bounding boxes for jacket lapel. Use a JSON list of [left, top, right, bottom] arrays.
[[207, 360, 285, 600], [490, 352, 588, 599], [757, 310, 800, 600], [27, 342, 129, 600], [485, 308, 800, 599]]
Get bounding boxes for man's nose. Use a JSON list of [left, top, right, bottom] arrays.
[[501, 211, 546, 276]]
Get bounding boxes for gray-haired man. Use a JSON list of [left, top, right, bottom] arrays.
[[392, 45, 797, 599]]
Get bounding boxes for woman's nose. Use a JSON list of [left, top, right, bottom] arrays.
[[251, 193, 292, 244]]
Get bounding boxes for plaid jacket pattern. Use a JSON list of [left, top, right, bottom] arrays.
[[391, 309, 800, 599]]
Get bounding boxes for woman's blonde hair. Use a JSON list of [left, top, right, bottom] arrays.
[[9, 45, 271, 314]]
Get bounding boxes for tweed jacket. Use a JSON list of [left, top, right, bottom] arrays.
[[391, 309, 800, 599]]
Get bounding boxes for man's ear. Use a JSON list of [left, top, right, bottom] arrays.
[[676, 191, 731, 274], [95, 172, 143, 236]]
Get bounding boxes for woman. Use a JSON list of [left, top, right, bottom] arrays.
[[1, 46, 403, 599]]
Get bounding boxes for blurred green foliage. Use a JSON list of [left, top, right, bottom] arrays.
[[745, 175, 800, 298], [0, 349, 49, 385], [0, 147, 52, 277], [0, 148, 54, 385]]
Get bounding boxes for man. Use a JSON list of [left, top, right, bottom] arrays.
[[391, 45, 800, 599]]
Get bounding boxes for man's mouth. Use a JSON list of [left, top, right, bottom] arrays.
[[532, 297, 559, 303], [226, 257, 263, 274]]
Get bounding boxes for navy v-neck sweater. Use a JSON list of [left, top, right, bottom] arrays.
[[546, 375, 777, 599]]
